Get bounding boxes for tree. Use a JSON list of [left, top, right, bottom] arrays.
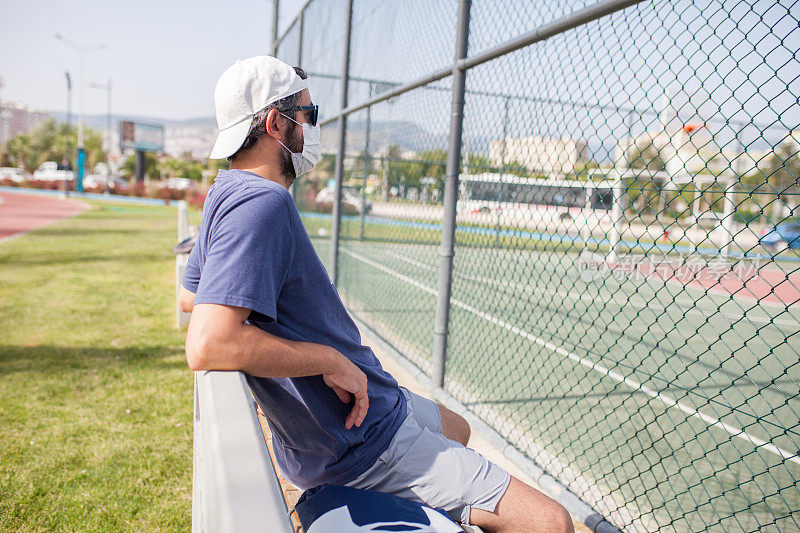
[[765, 140, 800, 195], [82, 128, 106, 170], [159, 157, 204, 181], [419, 149, 446, 178], [463, 152, 530, 177], [1, 119, 106, 172], [122, 152, 158, 179], [763, 139, 800, 219], [2, 134, 33, 170], [628, 136, 666, 172], [382, 145, 420, 189], [316, 153, 336, 174], [624, 136, 666, 216], [464, 153, 493, 174]]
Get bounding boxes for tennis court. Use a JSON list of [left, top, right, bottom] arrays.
[[304, 214, 799, 532]]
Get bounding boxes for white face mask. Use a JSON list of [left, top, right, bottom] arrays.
[[277, 115, 322, 177]]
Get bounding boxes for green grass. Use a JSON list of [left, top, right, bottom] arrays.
[[301, 211, 796, 263], [0, 201, 199, 532]]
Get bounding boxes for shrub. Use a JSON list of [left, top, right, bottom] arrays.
[[153, 187, 187, 202], [185, 190, 208, 210], [118, 182, 146, 198], [309, 200, 359, 217], [28, 180, 73, 191]]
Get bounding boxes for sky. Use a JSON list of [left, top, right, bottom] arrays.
[[1, 0, 797, 155], [0, 0, 303, 120]]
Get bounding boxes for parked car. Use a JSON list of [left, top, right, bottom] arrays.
[[759, 222, 800, 251], [33, 161, 74, 182], [161, 177, 195, 190], [315, 186, 372, 214], [83, 174, 129, 191], [0, 167, 31, 183]]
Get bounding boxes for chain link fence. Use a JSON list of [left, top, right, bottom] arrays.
[[274, 0, 800, 530]]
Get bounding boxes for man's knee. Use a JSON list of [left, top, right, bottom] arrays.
[[520, 487, 573, 533], [549, 502, 574, 533], [437, 403, 471, 446], [470, 476, 574, 533]]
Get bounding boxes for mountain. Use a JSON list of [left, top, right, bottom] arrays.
[[46, 111, 215, 129], [45, 110, 469, 158], [46, 111, 217, 158]]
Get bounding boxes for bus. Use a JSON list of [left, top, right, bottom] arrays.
[[458, 173, 615, 227]]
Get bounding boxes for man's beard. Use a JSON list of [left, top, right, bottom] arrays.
[[280, 121, 302, 188]]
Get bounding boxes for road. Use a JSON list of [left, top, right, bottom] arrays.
[[0, 191, 88, 243]]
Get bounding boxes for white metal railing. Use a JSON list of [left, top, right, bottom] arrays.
[[192, 370, 294, 533]]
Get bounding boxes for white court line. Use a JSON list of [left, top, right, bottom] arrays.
[[350, 310, 656, 531], [383, 249, 799, 329], [343, 246, 800, 467], [448, 242, 798, 311]]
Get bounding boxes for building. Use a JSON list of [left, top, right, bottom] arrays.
[[163, 122, 217, 159], [488, 135, 588, 178], [615, 125, 780, 177], [0, 99, 48, 144]]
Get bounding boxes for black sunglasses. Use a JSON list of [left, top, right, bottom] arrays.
[[294, 104, 319, 127]]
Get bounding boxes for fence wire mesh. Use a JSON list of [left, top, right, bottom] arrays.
[[276, 0, 800, 530]]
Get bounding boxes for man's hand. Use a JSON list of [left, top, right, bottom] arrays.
[[322, 351, 369, 430], [186, 303, 370, 430]]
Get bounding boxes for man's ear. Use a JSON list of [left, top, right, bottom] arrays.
[[265, 108, 286, 139]]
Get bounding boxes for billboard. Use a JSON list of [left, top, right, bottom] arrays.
[[120, 121, 164, 152]]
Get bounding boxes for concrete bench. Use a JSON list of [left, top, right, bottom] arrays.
[[192, 369, 483, 532], [192, 370, 295, 532]]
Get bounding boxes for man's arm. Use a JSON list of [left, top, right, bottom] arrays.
[[185, 302, 369, 430], [179, 284, 195, 313]]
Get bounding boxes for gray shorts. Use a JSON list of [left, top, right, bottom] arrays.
[[347, 387, 511, 524]]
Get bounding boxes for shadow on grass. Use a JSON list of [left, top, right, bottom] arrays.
[[0, 252, 173, 267], [28, 227, 153, 237], [0, 344, 188, 376]]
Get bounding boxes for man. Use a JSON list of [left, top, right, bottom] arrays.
[[180, 56, 573, 533]]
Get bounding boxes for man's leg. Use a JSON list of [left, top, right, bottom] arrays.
[[398, 393, 574, 532], [348, 416, 573, 531], [400, 389, 470, 447], [436, 403, 471, 446], [434, 402, 572, 532], [469, 476, 574, 533]]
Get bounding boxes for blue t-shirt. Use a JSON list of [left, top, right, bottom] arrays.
[[182, 169, 407, 489]]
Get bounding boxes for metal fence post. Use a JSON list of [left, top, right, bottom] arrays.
[[296, 9, 304, 64], [431, 0, 471, 390], [288, 9, 304, 201], [360, 83, 374, 241], [608, 171, 625, 263], [329, 0, 354, 286], [270, 0, 279, 56]]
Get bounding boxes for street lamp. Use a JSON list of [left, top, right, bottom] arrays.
[[55, 33, 105, 193], [89, 79, 112, 192], [63, 71, 72, 198]]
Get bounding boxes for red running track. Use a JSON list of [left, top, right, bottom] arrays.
[[0, 192, 89, 241], [606, 255, 800, 307], [2, 190, 797, 307]]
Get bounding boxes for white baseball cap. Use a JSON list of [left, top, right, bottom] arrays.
[[209, 56, 308, 159]]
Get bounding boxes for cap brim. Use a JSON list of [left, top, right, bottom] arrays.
[[209, 119, 252, 159]]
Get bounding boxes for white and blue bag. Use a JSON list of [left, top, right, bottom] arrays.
[[294, 485, 462, 532]]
